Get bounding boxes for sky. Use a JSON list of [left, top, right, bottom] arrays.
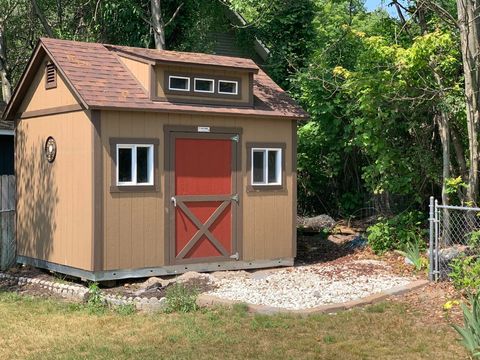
[[364, 0, 398, 16]]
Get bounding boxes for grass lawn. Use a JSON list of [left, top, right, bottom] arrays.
[[0, 292, 466, 360]]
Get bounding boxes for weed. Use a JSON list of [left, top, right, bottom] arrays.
[[164, 283, 198, 313], [323, 335, 337, 344], [232, 302, 249, 317], [116, 303, 136, 316], [86, 282, 106, 314], [396, 240, 426, 272], [366, 303, 387, 313]]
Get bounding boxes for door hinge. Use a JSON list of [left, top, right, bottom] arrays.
[[231, 194, 239, 203], [171, 196, 177, 207], [231, 134, 239, 142], [230, 252, 239, 260]]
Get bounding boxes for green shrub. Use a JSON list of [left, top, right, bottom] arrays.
[[468, 231, 480, 250], [164, 283, 198, 313], [453, 291, 480, 358], [366, 211, 426, 254], [449, 256, 480, 292]]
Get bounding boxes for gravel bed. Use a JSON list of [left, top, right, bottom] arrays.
[[205, 260, 413, 310]]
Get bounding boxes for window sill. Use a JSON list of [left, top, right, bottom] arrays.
[[110, 185, 159, 193], [246, 184, 287, 193]]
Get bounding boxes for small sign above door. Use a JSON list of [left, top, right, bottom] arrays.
[[197, 126, 210, 133]]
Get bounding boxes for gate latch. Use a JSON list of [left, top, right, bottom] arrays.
[[171, 196, 177, 207], [231, 194, 239, 203], [230, 252, 239, 261]]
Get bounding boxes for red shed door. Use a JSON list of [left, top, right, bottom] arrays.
[[170, 133, 239, 264]]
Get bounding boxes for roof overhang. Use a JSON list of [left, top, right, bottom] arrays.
[[2, 39, 88, 121]]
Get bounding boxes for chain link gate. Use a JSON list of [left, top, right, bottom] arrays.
[[429, 196, 480, 281]]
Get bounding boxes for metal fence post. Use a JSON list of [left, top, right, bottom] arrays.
[[434, 199, 439, 281], [429, 196, 434, 281]]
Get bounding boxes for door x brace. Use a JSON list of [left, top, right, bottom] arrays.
[[173, 195, 233, 260]]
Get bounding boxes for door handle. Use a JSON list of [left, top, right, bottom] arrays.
[[171, 196, 177, 207]]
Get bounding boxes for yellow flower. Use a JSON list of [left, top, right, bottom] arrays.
[[443, 300, 460, 310]]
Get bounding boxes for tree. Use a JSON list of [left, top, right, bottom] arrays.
[[455, 0, 480, 203], [149, 0, 183, 50]]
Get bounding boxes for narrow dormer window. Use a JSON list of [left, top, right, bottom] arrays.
[[45, 62, 57, 89], [218, 80, 238, 95], [194, 78, 214, 93], [169, 75, 190, 91]]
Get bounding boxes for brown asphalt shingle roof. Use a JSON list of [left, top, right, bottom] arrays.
[[107, 44, 260, 71], [38, 38, 307, 119]]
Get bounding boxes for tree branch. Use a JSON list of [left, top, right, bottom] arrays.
[[164, 3, 183, 27], [31, 0, 54, 37]]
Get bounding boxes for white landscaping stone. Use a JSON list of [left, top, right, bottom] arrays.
[[206, 261, 413, 310]]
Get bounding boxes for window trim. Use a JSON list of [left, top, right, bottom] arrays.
[[218, 80, 239, 95], [116, 144, 154, 186], [168, 75, 190, 92], [251, 147, 282, 186], [109, 138, 160, 193], [246, 142, 287, 193], [194, 77, 215, 93], [162, 71, 243, 101]]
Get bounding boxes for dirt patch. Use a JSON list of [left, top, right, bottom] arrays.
[[388, 281, 464, 326], [0, 276, 72, 301], [101, 272, 218, 299]]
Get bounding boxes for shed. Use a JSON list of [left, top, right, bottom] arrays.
[[0, 101, 14, 176], [3, 38, 307, 281]]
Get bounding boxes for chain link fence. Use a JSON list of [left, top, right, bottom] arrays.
[[429, 197, 480, 281]]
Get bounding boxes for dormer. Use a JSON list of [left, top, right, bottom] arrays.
[[153, 63, 256, 107], [109, 46, 259, 108]]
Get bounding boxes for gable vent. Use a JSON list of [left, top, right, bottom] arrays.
[[45, 62, 57, 89]]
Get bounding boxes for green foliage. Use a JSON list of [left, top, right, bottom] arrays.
[[453, 291, 480, 358], [366, 211, 426, 254], [446, 177, 468, 204], [468, 231, 480, 250], [86, 282, 106, 314], [449, 256, 480, 292], [164, 283, 198, 313]]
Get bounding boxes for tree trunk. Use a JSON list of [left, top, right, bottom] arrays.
[[150, 0, 165, 50], [436, 112, 450, 206], [457, 0, 480, 204], [0, 22, 11, 104], [450, 126, 468, 180]]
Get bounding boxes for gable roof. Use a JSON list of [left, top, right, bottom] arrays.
[[4, 38, 307, 120]]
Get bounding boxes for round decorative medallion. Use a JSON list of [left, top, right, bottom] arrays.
[[45, 137, 57, 163]]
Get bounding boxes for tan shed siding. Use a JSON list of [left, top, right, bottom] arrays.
[[101, 111, 165, 270], [16, 111, 94, 270], [240, 118, 293, 260], [117, 55, 151, 93], [18, 56, 79, 113], [101, 111, 293, 271], [155, 65, 250, 105]]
